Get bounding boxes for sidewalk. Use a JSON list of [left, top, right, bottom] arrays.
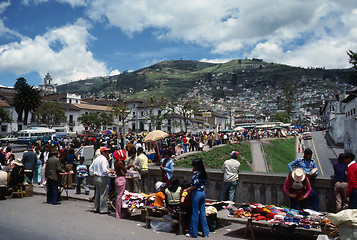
[[33, 184, 92, 201], [250, 140, 267, 172]]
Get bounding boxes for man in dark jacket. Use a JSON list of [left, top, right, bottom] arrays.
[[45, 147, 64, 205], [22, 145, 37, 183]]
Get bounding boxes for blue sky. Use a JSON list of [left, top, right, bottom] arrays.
[[0, 0, 357, 87]]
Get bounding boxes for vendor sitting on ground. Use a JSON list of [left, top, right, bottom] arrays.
[[8, 158, 25, 189], [153, 181, 165, 207], [283, 168, 311, 210], [165, 178, 182, 214]]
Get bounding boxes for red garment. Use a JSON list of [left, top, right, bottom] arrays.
[[347, 162, 357, 196], [283, 175, 311, 198]]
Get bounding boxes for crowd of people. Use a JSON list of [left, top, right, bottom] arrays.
[[1, 129, 356, 237]]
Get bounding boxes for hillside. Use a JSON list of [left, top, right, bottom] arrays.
[[57, 59, 353, 101]]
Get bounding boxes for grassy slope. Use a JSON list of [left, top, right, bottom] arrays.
[[262, 137, 296, 173], [176, 143, 253, 171]]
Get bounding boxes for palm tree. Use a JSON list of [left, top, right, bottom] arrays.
[[13, 78, 41, 126]]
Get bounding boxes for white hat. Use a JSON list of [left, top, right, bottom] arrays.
[[13, 158, 24, 167], [155, 181, 165, 192], [292, 168, 305, 182]]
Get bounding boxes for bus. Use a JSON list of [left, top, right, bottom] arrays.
[[53, 126, 68, 138], [17, 127, 56, 144]]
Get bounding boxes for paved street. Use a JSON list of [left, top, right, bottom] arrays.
[[304, 131, 344, 178], [0, 195, 283, 240]]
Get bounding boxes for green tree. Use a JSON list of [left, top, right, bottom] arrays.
[[99, 112, 114, 127], [32, 102, 66, 128], [348, 50, 357, 69], [272, 112, 290, 123], [146, 95, 170, 131], [348, 50, 357, 85], [78, 112, 102, 131], [13, 78, 41, 125], [110, 97, 130, 135], [171, 98, 197, 133], [0, 106, 11, 124]]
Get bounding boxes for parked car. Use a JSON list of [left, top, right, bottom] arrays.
[[303, 132, 312, 140], [0, 135, 18, 143]]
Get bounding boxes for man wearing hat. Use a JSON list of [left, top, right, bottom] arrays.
[[89, 146, 112, 214], [287, 148, 319, 210], [219, 151, 241, 202], [45, 147, 64, 205], [22, 145, 38, 183], [283, 168, 311, 210]]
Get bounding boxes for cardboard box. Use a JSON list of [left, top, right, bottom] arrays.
[[24, 184, 33, 197]]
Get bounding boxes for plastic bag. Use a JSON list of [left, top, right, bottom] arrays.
[[150, 215, 175, 232]]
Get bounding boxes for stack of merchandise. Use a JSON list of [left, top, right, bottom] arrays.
[[226, 203, 327, 229], [121, 191, 155, 212]]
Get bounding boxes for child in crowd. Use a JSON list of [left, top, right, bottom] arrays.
[[181, 180, 192, 233], [154, 181, 165, 207], [76, 157, 90, 195]]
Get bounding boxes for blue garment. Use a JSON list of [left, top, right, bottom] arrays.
[[333, 161, 347, 182], [47, 179, 59, 204], [288, 157, 318, 175], [162, 158, 174, 180], [348, 188, 357, 209], [189, 190, 209, 238], [66, 153, 75, 164], [219, 180, 237, 201], [191, 171, 206, 191]]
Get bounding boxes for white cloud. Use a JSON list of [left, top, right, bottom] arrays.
[[57, 0, 88, 8], [0, 1, 10, 14], [199, 58, 231, 64], [85, 0, 357, 68], [109, 69, 120, 76], [0, 19, 110, 84]]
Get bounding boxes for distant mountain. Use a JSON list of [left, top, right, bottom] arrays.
[[56, 59, 353, 100]]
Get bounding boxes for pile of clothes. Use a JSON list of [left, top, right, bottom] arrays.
[[227, 203, 327, 229], [121, 191, 155, 211]]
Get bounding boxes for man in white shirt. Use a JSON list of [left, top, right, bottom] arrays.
[[89, 147, 112, 214], [219, 151, 241, 202]]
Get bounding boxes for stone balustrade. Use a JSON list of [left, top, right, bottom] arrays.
[[146, 167, 336, 212], [84, 166, 336, 212]]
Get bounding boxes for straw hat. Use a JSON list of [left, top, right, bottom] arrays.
[[13, 158, 23, 166], [292, 168, 305, 182]]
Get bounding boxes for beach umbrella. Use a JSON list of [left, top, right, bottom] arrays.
[[102, 129, 116, 135], [234, 126, 245, 131], [221, 129, 233, 133], [143, 130, 169, 142]]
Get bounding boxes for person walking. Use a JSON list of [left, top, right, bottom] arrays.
[[76, 157, 90, 195], [183, 158, 209, 238], [219, 151, 241, 202], [89, 147, 112, 214], [333, 153, 348, 212]]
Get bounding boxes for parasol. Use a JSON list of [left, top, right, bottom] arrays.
[[102, 129, 116, 135], [143, 130, 169, 142], [233, 126, 245, 131]]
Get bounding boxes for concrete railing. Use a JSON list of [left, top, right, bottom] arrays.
[[146, 167, 336, 213], [84, 166, 336, 212]]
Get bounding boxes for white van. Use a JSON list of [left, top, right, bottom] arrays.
[[75, 145, 95, 165]]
